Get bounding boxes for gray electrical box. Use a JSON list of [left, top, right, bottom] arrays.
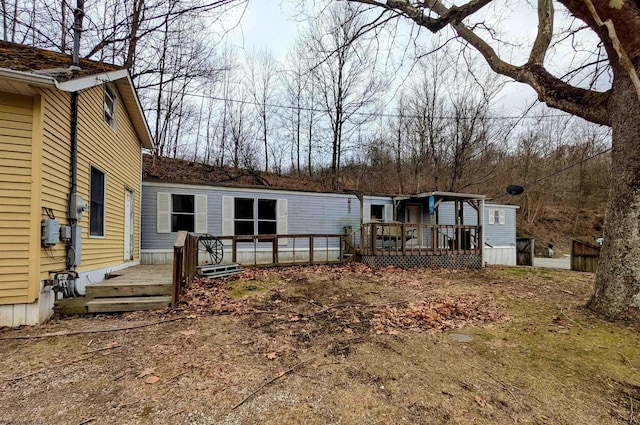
[[41, 219, 60, 246], [69, 193, 88, 221], [70, 225, 82, 266], [60, 225, 72, 241]]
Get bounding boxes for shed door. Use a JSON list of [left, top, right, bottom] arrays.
[[406, 204, 422, 246]]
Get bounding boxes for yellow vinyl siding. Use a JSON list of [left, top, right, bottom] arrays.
[[38, 88, 70, 279], [75, 85, 141, 272], [0, 92, 33, 304]]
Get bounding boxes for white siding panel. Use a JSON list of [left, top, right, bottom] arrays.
[[484, 246, 516, 266]]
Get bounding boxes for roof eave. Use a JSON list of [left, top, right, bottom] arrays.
[[0, 67, 57, 87], [57, 69, 154, 149]]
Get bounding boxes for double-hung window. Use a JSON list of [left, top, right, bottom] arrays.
[[90, 166, 105, 237], [488, 208, 505, 225], [233, 198, 278, 237], [104, 85, 116, 129], [171, 194, 195, 232]]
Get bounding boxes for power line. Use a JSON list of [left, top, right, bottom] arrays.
[[141, 85, 574, 121], [490, 146, 612, 201]]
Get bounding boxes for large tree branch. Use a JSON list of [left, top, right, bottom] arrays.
[[529, 0, 553, 65], [452, 21, 610, 125], [348, 0, 611, 125]]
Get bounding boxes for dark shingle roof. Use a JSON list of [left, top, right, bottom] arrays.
[[142, 155, 353, 193], [0, 41, 121, 80]]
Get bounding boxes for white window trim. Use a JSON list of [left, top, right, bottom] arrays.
[[104, 84, 117, 131], [224, 197, 287, 244], [89, 165, 106, 239], [157, 193, 207, 234]]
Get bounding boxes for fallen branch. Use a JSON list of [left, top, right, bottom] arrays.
[[230, 355, 319, 411], [80, 342, 121, 355], [557, 305, 583, 329], [0, 317, 194, 340]]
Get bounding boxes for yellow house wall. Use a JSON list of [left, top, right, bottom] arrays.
[[0, 92, 35, 304], [0, 81, 143, 308], [75, 84, 141, 272], [36, 84, 142, 280]]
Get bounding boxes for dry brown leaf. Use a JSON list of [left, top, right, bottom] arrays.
[[146, 375, 160, 384], [266, 352, 278, 360], [180, 330, 196, 336], [474, 395, 487, 407], [137, 368, 155, 378], [343, 328, 353, 334]]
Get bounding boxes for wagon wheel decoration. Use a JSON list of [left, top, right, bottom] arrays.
[[199, 234, 223, 265]]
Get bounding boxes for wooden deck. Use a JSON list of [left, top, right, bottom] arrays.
[[55, 265, 173, 315]]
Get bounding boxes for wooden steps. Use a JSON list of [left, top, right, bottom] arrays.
[[86, 296, 172, 313], [197, 263, 244, 278], [54, 265, 174, 316], [86, 282, 171, 298]]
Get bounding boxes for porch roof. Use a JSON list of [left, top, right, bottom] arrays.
[[393, 191, 485, 203]]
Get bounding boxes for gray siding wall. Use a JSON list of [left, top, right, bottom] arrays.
[[142, 182, 362, 250], [437, 202, 479, 226], [484, 204, 517, 247], [435, 202, 517, 247]]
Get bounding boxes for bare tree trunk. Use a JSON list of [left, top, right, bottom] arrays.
[[588, 72, 640, 321]]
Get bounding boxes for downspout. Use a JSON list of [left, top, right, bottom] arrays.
[[66, 1, 85, 296]]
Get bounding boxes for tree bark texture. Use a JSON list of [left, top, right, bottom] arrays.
[[588, 68, 640, 321]]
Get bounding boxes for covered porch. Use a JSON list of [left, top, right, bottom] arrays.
[[354, 191, 485, 268]]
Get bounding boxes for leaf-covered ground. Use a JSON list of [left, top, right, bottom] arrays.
[[1, 264, 639, 425]]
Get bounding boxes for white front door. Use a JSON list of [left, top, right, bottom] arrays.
[[406, 204, 422, 246], [124, 189, 134, 260]]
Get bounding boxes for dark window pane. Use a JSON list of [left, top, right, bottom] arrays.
[[172, 194, 194, 213], [90, 167, 105, 237], [235, 198, 254, 220], [258, 199, 277, 220], [371, 205, 384, 221], [171, 214, 194, 232], [235, 221, 254, 236], [258, 221, 276, 235], [90, 203, 104, 236]]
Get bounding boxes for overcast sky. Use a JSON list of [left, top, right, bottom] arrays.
[[221, 1, 607, 119]]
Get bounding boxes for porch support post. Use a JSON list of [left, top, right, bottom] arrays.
[[480, 199, 485, 266]]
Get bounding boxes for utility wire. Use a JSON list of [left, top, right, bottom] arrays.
[[140, 85, 574, 121], [490, 146, 612, 201]]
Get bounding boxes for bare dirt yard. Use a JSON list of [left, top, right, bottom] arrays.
[[1, 264, 640, 425]]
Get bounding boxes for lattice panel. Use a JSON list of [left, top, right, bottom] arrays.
[[359, 255, 482, 269]]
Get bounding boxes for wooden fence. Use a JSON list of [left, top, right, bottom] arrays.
[[172, 231, 199, 304], [516, 238, 534, 266], [571, 239, 601, 272], [172, 232, 346, 303]]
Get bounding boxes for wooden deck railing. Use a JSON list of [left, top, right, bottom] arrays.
[[216, 234, 346, 266], [172, 231, 198, 304], [355, 222, 482, 256], [172, 232, 347, 303]]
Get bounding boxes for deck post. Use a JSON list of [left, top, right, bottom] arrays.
[[272, 236, 278, 266], [309, 236, 314, 265], [371, 223, 378, 256], [401, 223, 406, 256], [232, 238, 237, 263]]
